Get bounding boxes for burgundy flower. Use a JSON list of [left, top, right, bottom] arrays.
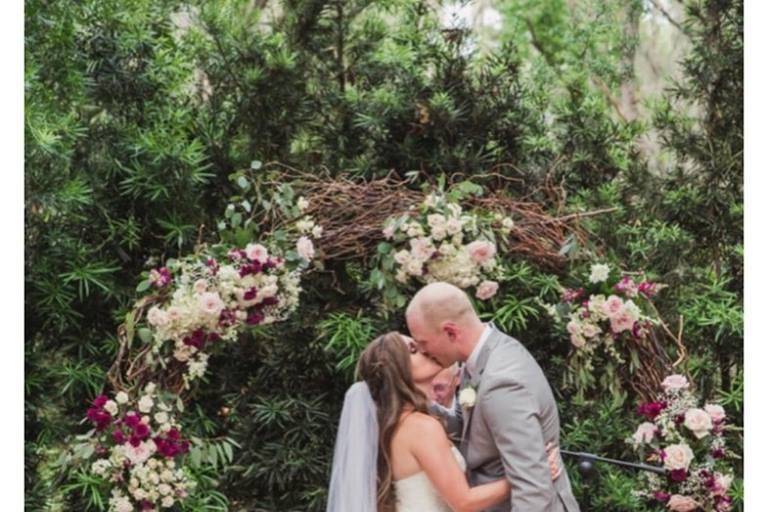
[[124, 412, 140, 428], [206, 257, 219, 275], [86, 407, 112, 431], [140, 499, 154, 510], [92, 395, 109, 408], [207, 332, 221, 343], [712, 447, 726, 459], [112, 429, 126, 445], [219, 308, 236, 327], [134, 422, 150, 439], [638, 281, 657, 298], [167, 428, 180, 440], [183, 329, 206, 350], [262, 296, 279, 307], [246, 309, 264, 325], [150, 267, 172, 288], [674, 414, 685, 425], [668, 469, 688, 482], [129, 435, 142, 447], [243, 287, 257, 301], [263, 258, 277, 270], [653, 491, 670, 503], [638, 401, 666, 421]]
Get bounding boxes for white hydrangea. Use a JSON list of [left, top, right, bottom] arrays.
[[138, 395, 154, 413], [589, 263, 610, 283], [91, 459, 111, 476]]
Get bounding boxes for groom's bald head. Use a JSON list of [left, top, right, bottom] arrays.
[[406, 282, 484, 366], [406, 282, 476, 327]]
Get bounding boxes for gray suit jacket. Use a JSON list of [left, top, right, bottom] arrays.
[[451, 327, 580, 512]]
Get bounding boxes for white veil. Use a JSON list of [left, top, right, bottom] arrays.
[[326, 381, 379, 512]]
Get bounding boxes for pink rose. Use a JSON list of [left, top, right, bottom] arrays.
[[610, 310, 635, 333], [475, 280, 499, 300], [570, 333, 586, 348], [465, 240, 496, 265], [581, 322, 601, 338], [198, 292, 225, 317], [632, 422, 658, 444], [663, 443, 694, 471], [601, 295, 624, 317], [193, 279, 208, 294], [684, 408, 713, 439], [146, 306, 168, 327], [296, 236, 315, 262], [245, 243, 269, 263], [713, 472, 733, 496], [566, 320, 581, 335], [705, 403, 726, 423], [662, 374, 690, 392], [667, 495, 698, 512], [409, 237, 436, 261]]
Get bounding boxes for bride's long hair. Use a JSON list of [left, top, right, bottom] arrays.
[[356, 331, 432, 512]]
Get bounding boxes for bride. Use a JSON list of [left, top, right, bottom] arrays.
[[326, 331, 560, 512]]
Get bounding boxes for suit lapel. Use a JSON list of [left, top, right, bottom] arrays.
[[460, 328, 502, 450]]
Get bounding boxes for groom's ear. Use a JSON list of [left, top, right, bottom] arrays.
[[441, 321, 459, 341]]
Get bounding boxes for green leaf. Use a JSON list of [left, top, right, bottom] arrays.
[[138, 328, 154, 344], [136, 279, 151, 293]]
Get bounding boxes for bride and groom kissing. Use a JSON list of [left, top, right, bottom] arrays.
[[327, 282, 581, 512]]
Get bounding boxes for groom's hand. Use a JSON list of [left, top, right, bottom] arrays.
[[545, 442, 562, 480]]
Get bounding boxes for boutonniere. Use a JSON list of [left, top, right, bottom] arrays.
[[458, 384, 477, 409]]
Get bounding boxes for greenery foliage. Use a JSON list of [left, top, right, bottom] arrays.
[[26, 0, 742, 510]]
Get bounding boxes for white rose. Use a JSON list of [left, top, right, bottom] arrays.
[[632, 422, 657, 444], [458, 387, 477, 409], [394, 249, 411, 265], [296, 236, 315, 262], [704, 403, 726, 423], [589, 263, 610, 283], [662, 374, 690, 392], [245, 243, 269, 263], [663, 443, 694, 471], [154, 411, 169, 425], [465, 240, 496, 265], [104, 400, 118, 416], [296, 218, 315, 234], [198, 291, 226, 318], [570, 333, 586, 348], [581, 322, 601, 338], [138, 395, 154, 413], [683, 408, 713, 439], [445, 217, 462, 235], [115, 391, 129, 405], [146, 306, 168, 327], [475, 280, 499, 300], [193, 279, 208, 294], [501, 217, 515, 233], [161, 496, 175, 508], [312, 225, 323, 238], [406, 223, 424, 238], [297, 196, 309, 212], [406, 259, 424, 276], [91, 459, 111, 476]]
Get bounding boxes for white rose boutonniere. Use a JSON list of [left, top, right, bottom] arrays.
[[459, 385, 477, 409]]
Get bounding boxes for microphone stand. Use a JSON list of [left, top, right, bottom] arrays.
[[560, 449, 667, 478]]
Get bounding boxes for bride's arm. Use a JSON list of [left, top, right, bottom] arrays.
[[409, 415, 510, 512]]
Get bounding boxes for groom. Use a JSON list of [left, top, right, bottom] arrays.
[[407, 282, 580, 512]]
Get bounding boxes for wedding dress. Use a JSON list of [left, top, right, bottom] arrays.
[[394, 445, 467, 512]]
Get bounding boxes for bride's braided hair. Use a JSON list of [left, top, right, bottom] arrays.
[[356, 331, 432, 512]]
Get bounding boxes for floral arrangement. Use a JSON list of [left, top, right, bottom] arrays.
[[136, 208, 319, 387], [545, 263, 663, 354], [80, 383, 194, 511], [377, 192, 514, 301], [629, 374, 736, 511]]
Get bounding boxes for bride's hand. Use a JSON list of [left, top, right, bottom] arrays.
[[545, 442, 562, 480]]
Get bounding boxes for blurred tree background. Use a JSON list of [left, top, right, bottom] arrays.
[[25, 0, 742, 510]]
